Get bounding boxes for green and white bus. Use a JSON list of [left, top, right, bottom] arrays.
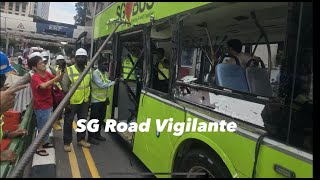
[[93, 2, 313, 178]]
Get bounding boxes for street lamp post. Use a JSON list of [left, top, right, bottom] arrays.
[[90, 2, 97, 60], [5, 17, 10, 55]]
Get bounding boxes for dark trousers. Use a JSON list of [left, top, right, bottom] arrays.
[[53, 105, 63, 121], [88, 101, 107, 139], [63, 101, 89, 144]]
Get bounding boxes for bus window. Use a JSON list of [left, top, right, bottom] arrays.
[[179, 48, 199, 81], [248, 42, 284, 97], [252, 43, 279, 69], [177, 2, 290, 98], [174, 2, 313, 151], [151, 39, 172, 94]]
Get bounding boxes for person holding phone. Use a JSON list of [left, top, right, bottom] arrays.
[[52, 55, 67, 131]]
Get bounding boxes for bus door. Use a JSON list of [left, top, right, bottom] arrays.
[[113, 29, 145, 125]]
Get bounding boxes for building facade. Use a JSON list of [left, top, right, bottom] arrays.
[[28, 2, 50, 20], [1, 2, 50, 20], [0, 2, 30, 17]]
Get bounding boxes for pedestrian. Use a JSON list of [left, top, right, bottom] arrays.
[[12, 52, 42, 114], [15, 52, 44, 85], [61, 48, 91, 152], [29, 55, 63, 156], [0, 52, 28, 114], [88, 58, 115, 145], [66, 55, 76, 67], [63, 55, 73, 134], [11, 56, 28, 76], [1, 51, 28, 162], [41, 51, 56, 75], [52, 55, 67, 131]]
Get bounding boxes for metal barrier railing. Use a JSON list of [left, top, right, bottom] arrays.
[[8, 20, 126, 178]]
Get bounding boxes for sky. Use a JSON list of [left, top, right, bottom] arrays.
[[48, 2, 77, 25]]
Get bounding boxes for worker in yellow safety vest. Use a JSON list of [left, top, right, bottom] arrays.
[[88, 58, 115, 145], [61, 48, 91, 152], [155, 48, 170, 93], [122, 49, 139, 81], [55, 55, 66, 89]]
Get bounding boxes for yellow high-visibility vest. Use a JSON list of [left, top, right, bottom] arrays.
[[91, 69, 109, 102], [55, 67, 62, 90], [67, 65, 91, 104], [0, 118, 3, 140], [122, 55, 137, 80], [292, 94, 309, 111], [158, 60, 169, 80]]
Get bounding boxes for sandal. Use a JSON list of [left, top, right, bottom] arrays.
[[35, 149, 49, 156], [43, 142, 54, 148]]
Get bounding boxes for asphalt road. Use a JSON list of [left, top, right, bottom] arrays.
[[54, 123, 154, 178]]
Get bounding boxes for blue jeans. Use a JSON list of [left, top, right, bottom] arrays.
[[34, 107, 52, 143]]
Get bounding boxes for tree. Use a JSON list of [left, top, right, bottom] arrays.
[[74, 2, 87, 26]]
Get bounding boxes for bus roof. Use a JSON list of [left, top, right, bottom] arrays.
[[94, 2, 211, 39]]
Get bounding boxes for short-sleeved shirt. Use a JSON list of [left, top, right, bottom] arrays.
[[31, 71, 55, 109], [224, 53, 254, 68]]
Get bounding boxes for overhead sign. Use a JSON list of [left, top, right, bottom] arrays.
[[17, 23, 25, 29], [36, 22, 74, 38], [48, 24, 63, 31]]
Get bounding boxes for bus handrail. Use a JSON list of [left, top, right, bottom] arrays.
[[251, 11, 272, 76]]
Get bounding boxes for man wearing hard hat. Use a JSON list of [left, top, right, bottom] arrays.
[[61, 48, 91, 152], [41, 51, 55, 75], [55, 55, 66, 82], [41, 51, 50, 65]]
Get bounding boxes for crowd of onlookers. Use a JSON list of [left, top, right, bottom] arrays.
[[1, 46, 115, 160], [0, 49, 76, 160]]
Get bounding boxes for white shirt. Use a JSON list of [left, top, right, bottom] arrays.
[[225, 52, 253, 68]]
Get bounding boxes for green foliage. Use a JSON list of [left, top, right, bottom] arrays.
[[74, 2, 87, 26]]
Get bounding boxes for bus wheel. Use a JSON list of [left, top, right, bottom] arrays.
[[176, 149, 231, 178]]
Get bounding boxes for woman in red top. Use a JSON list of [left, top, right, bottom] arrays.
[[29, 55, 63, 156]]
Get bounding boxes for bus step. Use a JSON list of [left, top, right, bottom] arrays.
[[117, 131, 134, 147]]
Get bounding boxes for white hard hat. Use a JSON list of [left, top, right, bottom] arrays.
[[28, 52, 42, 59], [41, 51, 49, 57], [75, 48, 88, 56], [56, 55, 65, 60]]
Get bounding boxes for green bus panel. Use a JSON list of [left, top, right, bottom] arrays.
[[132, 93, 312, 178], [94, 2, 211, 39]]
